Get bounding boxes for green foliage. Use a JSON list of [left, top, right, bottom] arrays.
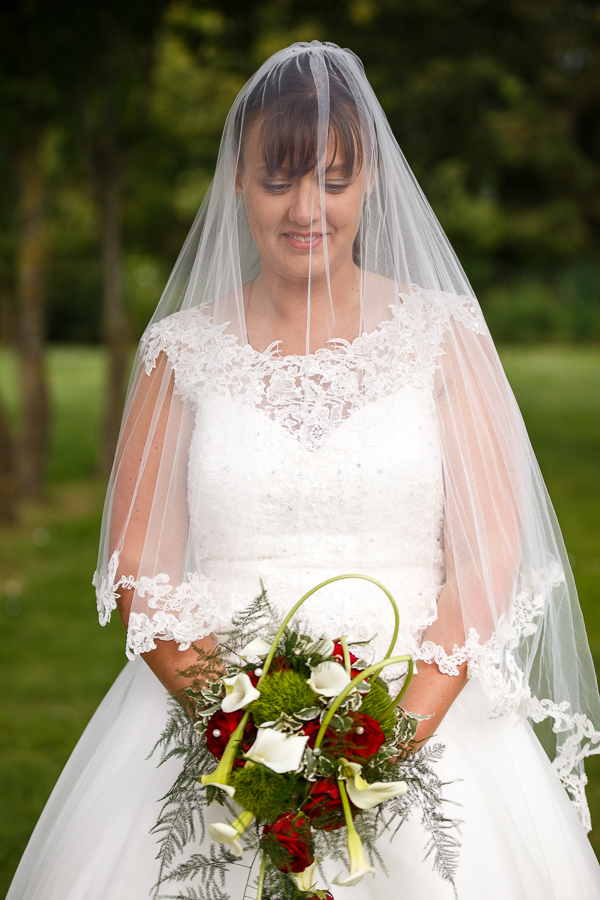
[[150, 843, 238, 900], [359, 682, 396, 738], [218, 582, 282, 660], [249, 670, 317, 726], [479, 263, 600, 345], [232, 764, 301, 821], [1, 2, 599, 344], [150, 698, 221, 894], [0, 351, 123, 896], [381, 744, 463, 889], [0, 346, 107, 481], [177, 645, 225, 696]]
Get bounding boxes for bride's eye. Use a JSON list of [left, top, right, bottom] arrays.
[[325, 181, 350, 193], [263, 182, 292, 194]]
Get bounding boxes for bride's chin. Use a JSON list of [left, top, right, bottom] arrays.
[[277, 248, 352, 281], [271, 257, 330, 282]]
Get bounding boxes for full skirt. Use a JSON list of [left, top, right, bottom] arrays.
[[7, 658, 600, 900]]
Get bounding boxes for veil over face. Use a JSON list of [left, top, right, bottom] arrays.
[[93, 41, 600, 828]]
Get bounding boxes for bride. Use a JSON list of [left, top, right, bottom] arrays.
[[8, 41, 600, 900]]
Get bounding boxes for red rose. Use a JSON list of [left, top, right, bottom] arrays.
[[303, 778, 347, 831], [270, 656, 292, 673], [302, 714, 384, 762], [332, 642, 362, 679], [302, 719, 321, 748], [240, 719, 257, 753], [261, 812, 314, 873], [338, 713, 386, 761], [205, 710, 257, 760], [302, 720, 339, 756]]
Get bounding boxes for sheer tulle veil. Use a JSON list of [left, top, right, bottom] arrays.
[[93, 40, 600, 827]]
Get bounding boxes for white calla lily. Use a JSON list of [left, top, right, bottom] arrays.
[[221, 673, 261, 713], [208, 822, 244, 857], [305, 638, 335, 659], [307, 660, 352, 697], [332, 777, 376, 887], [210, 781, 236, 797], [341, 758, 408, 810], [208, 810, 253, 858], [332, 826, 375, 886], [238, 636, 273, 659], [291, 859, 320, 891], [245, 727, 308, 773]]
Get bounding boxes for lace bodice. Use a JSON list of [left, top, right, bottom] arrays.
[[96, 288, 483, 671], [141, 292, 472, 453]]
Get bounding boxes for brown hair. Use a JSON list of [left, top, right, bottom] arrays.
[[235, 53, 365, 177]]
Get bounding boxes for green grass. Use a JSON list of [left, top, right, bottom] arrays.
[[0, 346, 107, 482], [500, 347, 600, 857], [0, 348, 125, 895], [0, 344, 599, 893], [501, 348, 600, 655]]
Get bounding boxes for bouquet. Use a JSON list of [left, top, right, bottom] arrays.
[[152, 576, 460, 900]]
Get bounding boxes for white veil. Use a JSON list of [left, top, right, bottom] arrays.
[[93, 41, 600, 828]]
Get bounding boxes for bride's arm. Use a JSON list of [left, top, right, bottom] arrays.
[[128, 624, 215, 714], [397, 552, 468, 745], [401, 324, 521, 745], [398, 655, 468, 746], [109, 352, 218, 709]]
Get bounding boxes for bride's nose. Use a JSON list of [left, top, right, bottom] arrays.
[[288, 178, 321, 226]]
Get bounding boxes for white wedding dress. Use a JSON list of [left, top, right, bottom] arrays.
[[8, 297, 600, 900]]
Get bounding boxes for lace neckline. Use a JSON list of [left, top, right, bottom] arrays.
[[239, 308, 400, 362]]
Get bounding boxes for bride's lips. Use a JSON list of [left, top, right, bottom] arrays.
[[282, 232, 325, 250]]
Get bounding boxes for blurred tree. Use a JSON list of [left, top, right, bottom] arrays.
[[0, 0, 69, 500], [0, 401, 17, 525], [2, 0, 599, 369], [0, 111, 18, 522], [170, 0, 600, 290], [14, 143, 50, 499], [0, 0, 171, 495], [76, 1, 171, 476]]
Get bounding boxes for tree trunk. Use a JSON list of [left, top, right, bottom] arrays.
[[0, 281, 15, 346], [0, 398, 18, 525], [96, 139, 129, 478], [16, 143, 50, 500]]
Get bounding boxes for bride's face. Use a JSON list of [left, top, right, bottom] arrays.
[[235, 120, 365, 283]]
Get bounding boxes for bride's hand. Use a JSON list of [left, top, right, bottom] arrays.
[[140, 633, 222, 718], [396, 655, 468, 753]]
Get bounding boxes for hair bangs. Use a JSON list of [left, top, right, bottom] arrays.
[[236, 55, 365, 179], [259, 97, 363, 179]]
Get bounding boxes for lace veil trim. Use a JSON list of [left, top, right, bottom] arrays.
[[94, 550, 226, 661]]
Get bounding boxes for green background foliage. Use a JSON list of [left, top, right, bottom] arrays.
[[2, 0, 599, 345]]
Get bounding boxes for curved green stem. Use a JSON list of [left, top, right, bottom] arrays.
[[337, 776, 354, 830], [256, 852, 267, 900], [340, 636, 351, 676], [258, 574, 400, 688], [314, 654, 413, 749], [383, 658, 414, 718]]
